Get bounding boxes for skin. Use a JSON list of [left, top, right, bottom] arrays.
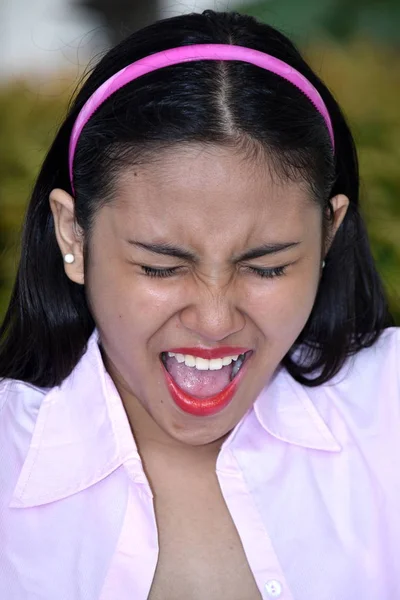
[[50, 143, 349, 462]]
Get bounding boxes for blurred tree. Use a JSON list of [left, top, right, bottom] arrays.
[[78, 0, 159, 44], [305, 40, 400, 321], [0, 82, 69, 315], [240, 0, 400, 45]]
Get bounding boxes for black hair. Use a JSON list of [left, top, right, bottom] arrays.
[[0, 10, 393, 387]]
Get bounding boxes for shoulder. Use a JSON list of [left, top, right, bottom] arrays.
[[0, 379, 48, 500], [306, 327, 400, 440], [0, 377, 48, 432], [333, 326, 399, 394]]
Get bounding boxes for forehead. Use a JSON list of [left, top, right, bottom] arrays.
[[109, 144, 319, 245]]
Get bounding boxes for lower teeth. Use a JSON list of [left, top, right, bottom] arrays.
[[230, 354, 245, 380]]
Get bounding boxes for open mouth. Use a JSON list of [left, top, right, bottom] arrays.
[[159, 349, 252, 416], [160, 350, 252, 399]]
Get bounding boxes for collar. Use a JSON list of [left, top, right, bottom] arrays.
[[10, 334, 340, 508], [253, 366, 342, 453], [9, 331, 144, 508]]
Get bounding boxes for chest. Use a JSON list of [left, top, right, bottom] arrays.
[[147, 467, 262, 600]]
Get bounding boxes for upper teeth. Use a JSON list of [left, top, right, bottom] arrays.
[[167, 352, 240, 371]]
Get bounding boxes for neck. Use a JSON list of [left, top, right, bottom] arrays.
[[128, 394, 227, 463], [100, 345, 230, 465], [110, 376, 226, 465]]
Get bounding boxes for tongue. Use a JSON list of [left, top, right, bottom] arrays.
[[165, 356, 233, 398]]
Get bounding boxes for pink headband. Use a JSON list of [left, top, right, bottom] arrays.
[[69, 43, 334, 191]]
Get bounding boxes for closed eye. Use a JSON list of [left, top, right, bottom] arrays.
[[141, 266, 181, 278], [141, 265, 289, 279], [246, 265, 288, 279]]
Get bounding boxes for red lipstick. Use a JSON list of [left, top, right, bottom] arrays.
[[161, 352, 251, 417], [164, 347, 249, 359]]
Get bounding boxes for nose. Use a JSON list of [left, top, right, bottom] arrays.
[[179, 281, 246, 343]]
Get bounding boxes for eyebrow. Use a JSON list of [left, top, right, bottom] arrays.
[[128, 240, 301, 262]]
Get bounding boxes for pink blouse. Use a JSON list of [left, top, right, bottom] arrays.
[[1, 328, 399, 599]]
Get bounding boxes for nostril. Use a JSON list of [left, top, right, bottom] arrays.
[[178, 305, 246, 342]]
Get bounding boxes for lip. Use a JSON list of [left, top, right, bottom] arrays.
[[160, 351, 252, 417], [163, 346, 250, 359]]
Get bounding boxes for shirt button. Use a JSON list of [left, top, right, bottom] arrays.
[[265, 579, 282, 598]]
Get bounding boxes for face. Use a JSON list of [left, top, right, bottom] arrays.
[[50, 144, 348, 449]]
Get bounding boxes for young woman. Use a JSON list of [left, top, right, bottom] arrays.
[[0, 10, 398, 600]]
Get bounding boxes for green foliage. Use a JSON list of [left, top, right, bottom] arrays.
[[0, 81, 70, 315], [305, 40, 400, 322], [0, 41, 399, 323], [241, 0, 400, 44]]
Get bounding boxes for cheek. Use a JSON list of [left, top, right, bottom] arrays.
[[244, 266, 320, 339], [85, 259, 182, 338]]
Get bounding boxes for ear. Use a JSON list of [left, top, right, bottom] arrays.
[[324, 193, 350, 256], [49, 188, 85, 285]]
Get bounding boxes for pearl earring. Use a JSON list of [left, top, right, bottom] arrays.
[[64, 253, 75, 264], [322, 260, 326, 268]]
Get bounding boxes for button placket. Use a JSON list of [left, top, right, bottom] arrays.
[[217, 447, 294, 599]]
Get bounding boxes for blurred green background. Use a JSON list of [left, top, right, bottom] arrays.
[[0, 0, 399, 322]]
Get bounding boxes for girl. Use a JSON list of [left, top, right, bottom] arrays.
[[0, 10, 398, 600]]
